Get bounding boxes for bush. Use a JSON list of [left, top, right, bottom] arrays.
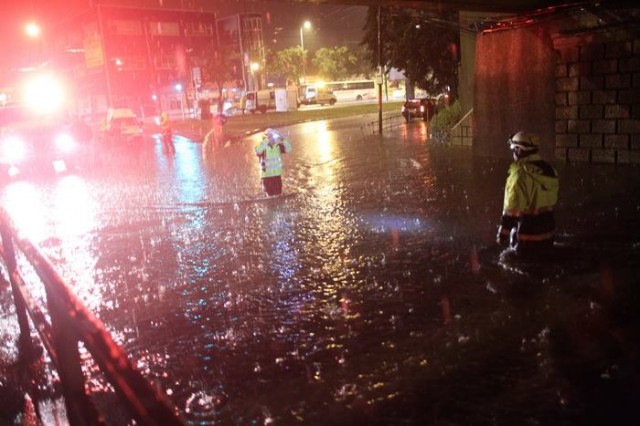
[[429, 100, 462, 131]]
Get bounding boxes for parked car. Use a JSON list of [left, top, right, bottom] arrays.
[[105, 108, 143, 145], [402, 98, 436, 122], [0, 119, 86, 178], [298, 85, 337, 106]]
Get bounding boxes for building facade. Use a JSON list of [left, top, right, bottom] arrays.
[[216, 13, 266, 93], [50, 5, 266, 120]]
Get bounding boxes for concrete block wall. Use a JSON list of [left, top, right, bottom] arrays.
[[473, 27, 557, 159], [554, 34, 640, 164]]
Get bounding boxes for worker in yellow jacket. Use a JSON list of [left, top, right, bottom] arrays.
[[159, 111, 175, 154], [497, 131, 559, 259], [255, 128, 292, 196]]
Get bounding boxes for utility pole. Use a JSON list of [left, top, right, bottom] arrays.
[[377, 6, 383, 135]]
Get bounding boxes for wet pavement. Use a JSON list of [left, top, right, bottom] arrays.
[[1, 115, 639, 425]]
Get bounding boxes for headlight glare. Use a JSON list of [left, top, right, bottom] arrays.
[[1, 136, 27, 163], [55, 133, 76, 153]]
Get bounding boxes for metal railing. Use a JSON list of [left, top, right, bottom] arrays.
[[360, 113, 407, 136], [0, 207, 185, 425], [448, 108, 474, 147]]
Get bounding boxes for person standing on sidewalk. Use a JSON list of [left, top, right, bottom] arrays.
[[255, 128, 292, 197], [496, 131, 559, 259]]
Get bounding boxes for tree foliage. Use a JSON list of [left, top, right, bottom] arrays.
[[202, 49, 236, 103], [362, 7, 459, 97], [312, 45, 372, 80], [268, 47, 305, 85], [267, 44, 374, 84]]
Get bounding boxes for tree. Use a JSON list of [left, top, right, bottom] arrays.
[[349, 45, 376, 79], [362, 7, 459, 98], [268, 47, 305, 85], [202, 49, 236, 108], [312, 45, 372, 80]]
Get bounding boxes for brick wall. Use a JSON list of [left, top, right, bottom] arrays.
[[554, 34, 640, 164]]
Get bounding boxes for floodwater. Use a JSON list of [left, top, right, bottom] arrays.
[[1, 116, 639, 425]]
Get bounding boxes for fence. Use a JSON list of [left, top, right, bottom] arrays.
[[0, 207, 185, 425], [448, 108, 474, 147], [360, 111, 473, 147], [360, 113, 407, 136]]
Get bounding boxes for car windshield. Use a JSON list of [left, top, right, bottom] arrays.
[[111, 117, 138, 126]]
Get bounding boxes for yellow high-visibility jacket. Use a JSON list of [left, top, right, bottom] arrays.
[[498, 154, 559, 246], [255, 137, 292, 178]]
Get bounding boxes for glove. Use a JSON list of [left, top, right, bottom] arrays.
[[496, 226, 508, 245]]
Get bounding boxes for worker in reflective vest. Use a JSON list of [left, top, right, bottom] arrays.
[[255, 128, 292, 196], [496, 131, 559, 258], [159, 111, 175, 154]]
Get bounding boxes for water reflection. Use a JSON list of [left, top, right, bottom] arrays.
[[1, 176, 105, 309], [399, 119, 430, 143], [2, 181, 47, 242], [0, 119, 638, 425]]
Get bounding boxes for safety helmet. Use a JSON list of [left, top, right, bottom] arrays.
[[508, 131, 539, 152], [264, 128, 275, 137]]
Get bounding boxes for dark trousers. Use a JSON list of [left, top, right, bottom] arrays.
[[262, 176, 282, 196], [513, 238, 555, 260]]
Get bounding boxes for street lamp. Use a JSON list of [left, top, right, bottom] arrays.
[[24, 22, 43, 67], [175, 83, 185, 120], [25, 22, 41, 38], [299, 20, 311, 83]]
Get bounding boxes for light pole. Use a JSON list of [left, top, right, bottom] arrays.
[[299, 20, 311, 83], [250, 62, 260, 91]]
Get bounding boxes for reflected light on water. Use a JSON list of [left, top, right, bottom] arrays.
[[1, 176, 104, 309], [51, 176, 103, 309], [52, 176, 97, 238], [173, 141, 208, 205], [1, 176, 97, 242], [297, 120, 354, 288], [302, 120, 339, 201], [400, 121, 429, 143], [301, 120, 334, 164], [2, 181, 47, 241]]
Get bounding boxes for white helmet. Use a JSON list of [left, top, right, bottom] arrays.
[[508, 131, 539, 152]]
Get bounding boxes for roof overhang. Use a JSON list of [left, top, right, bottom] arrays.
[[269, 0, 639, 14]]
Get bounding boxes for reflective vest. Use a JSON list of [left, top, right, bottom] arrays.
[[498, 154, 559, 247], [255, 137, 292, 178], [160, 113, 171, 131]]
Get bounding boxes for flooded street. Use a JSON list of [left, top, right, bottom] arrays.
[[1, 115, 639, 425]]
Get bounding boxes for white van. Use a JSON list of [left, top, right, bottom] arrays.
[[298, 85, 337, 106], [245, 90, 275, 114]]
